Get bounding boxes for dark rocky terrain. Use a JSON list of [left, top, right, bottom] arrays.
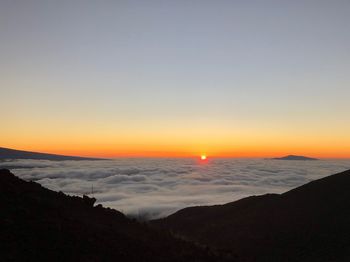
[[0, 169, 231, 262], [153, 169, 350, 261], [272, 155, 318, 160], [3, 167, 350, 262], [0, 147, 105, 161]]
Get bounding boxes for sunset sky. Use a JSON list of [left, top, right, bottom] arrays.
[[1, 1, 350, 158]]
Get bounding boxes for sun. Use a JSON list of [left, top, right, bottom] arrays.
[[201, 155, 207, 160]]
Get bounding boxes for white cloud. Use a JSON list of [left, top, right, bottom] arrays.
[[2, 158, 350, 219]]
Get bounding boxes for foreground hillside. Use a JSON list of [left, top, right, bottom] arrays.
[[153, 169, 350, 262], [0, 169, 230, 262], [3, 167, 350, 262]]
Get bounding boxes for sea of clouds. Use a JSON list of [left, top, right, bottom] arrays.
[[1, 158, 350, 219]]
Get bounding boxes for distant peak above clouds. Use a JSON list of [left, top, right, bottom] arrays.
[[272, 155, 318, 161], [0, 147, 105, 161]]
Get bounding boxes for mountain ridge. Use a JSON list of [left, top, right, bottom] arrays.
[[271, 155, 318, 160], [0, 147, 106, 161], [3, 166, 350, 261], [152, 169, 350, 261], [0, 168, 230, 262]]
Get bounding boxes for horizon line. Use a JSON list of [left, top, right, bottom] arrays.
[[2, 146, 350, 160]]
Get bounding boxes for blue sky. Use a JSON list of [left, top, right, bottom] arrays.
[[1, 1, 350, 157]]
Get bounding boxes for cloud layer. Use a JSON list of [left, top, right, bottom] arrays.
[[2, 158, 350, 219]]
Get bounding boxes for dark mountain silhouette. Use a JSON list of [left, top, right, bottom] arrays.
[[153, 169, 350, 261], [272, 155, 318, 160], [0, 169, 231, 262], [0, 147, 105, 161], [3, 167, 350, 261]]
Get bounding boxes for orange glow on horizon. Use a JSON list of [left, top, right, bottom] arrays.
[[1, 143, 350, 159], [2, 126, 350, 159], [2, 2, 350, 161]]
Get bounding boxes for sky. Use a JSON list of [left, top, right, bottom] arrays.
[[1, 0, 350, 158]]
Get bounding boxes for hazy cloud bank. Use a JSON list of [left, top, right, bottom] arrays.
[[2, 158, 350, 219]]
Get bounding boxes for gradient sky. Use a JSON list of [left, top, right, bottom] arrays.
[[1, 0, 350, 158]]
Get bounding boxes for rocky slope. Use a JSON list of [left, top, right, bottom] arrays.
[[153, 169, 350, 261], [0, 169, 231, 262]]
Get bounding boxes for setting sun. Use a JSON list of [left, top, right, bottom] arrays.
[[2, 1, 350, 261]]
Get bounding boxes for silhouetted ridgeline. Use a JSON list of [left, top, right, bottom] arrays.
[[0, 169, 231, 262], [271, 155, 318, 160], [3, 168, 350, 262], [0, 147, 105, 161], [153, 169, 350, 261]]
